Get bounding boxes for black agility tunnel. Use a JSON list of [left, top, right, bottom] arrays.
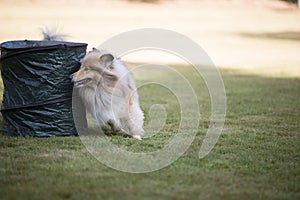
[[0, 40, 87, 137]]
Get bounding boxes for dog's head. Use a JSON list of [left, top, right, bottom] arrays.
[[71, 49, 117, 88]]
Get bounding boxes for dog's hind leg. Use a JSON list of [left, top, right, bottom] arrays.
[[126, 104, 145, 140]]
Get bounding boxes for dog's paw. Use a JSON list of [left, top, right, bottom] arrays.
[[133, 135, 142, 140]]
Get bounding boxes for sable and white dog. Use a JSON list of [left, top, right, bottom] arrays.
[[71, 49, 145, 140], [42, 29, 144, 140]]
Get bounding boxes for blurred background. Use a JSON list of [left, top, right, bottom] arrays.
[[0, 0, 299, 76]]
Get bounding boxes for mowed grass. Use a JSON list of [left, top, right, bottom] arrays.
[[0, 65, 299, 200]]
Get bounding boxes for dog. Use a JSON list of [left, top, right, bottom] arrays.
[[71, 48, 145, 140], [42, 29, 145, 140]]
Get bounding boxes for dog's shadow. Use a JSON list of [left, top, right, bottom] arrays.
[[81, 125, 131, 139], [80, 114, 132, 138]]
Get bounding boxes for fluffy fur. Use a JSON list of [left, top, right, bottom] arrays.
[[71, 49, 145, 140], [41, 27, 67, 41]]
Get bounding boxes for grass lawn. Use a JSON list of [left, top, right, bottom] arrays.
[[0, 65, 299, 200]]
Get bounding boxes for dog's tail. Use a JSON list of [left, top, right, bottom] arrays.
[[41, 27, 67, 41]]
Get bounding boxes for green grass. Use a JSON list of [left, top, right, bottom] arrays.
[[0, 65, 299, 200]]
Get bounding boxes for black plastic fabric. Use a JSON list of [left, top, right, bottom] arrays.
[[0, 40, 87, 137]]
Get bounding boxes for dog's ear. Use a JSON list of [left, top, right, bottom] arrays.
[[92, 47, 100, 52], [88, 48, 100, 54], [100, 54, 114, 63], [99, 54, 114, 68]]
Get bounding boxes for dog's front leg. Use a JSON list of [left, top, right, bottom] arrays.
[[107, 119, 121, 134]]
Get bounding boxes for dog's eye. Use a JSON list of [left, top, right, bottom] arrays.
[[84, 67, 89, 71]]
